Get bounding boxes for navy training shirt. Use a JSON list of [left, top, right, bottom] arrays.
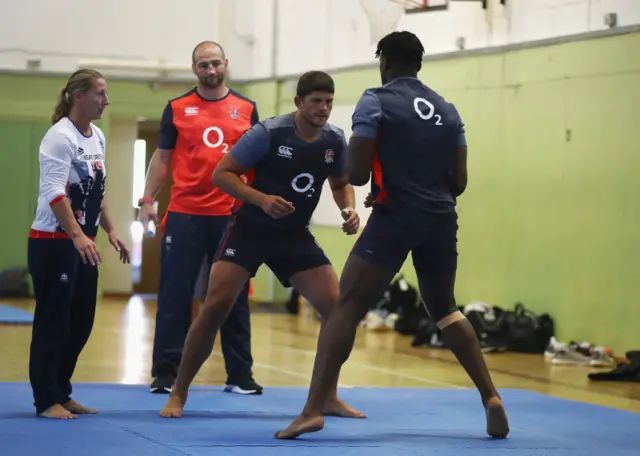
[[351, 77, 467, 213], [231, 113, 347, 230]]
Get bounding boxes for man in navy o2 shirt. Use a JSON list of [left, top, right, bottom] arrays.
[[159, 71, 365, 422], [276, 31, 510, 441]]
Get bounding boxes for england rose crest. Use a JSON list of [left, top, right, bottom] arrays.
[[324, 149, 334, 164]]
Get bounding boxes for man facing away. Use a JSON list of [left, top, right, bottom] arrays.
[[275, 31, 510, 440]]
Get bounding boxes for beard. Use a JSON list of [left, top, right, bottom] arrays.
[[200, 73, 224, 89]]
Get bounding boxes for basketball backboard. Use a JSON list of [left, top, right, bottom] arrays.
[[360, 0, 451, 44], [389, 0, 450, 13]]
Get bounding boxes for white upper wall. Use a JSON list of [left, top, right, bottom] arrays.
[[0, 0, 224, 78], [0, 0, 638, 80], [260, 0, 640, 80]]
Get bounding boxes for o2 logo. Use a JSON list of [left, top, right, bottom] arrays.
[[202, 126, 230, 153], [413, 97, 442, 125], [291, 173, 315, 198]]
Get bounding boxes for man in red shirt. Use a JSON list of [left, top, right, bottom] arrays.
[[138, 41, 261, 395]]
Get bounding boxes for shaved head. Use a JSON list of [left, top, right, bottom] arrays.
[[192, 41, 225, 64], [191, 40, 228, 90]]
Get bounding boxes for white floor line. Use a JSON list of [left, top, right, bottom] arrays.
[[209, 352, 353, 388], [283, 345, 466, 389]]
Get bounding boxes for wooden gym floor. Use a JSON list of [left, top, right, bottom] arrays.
[[1, 296, 639, 413]]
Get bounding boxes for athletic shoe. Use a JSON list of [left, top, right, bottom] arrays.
[[150, 373, 174, 394], [544, 337, 566, 360], [224, 377, 263, 395], [549, 345, 592, 365], [589, 347, 615, 366]]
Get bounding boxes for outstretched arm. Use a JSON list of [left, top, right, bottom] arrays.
[[328, 134, 356, 210], [329, 135, 359, 234], [212, 123, 270, 207], [329, 175, 355, 211], [212, 124, 295, 219]]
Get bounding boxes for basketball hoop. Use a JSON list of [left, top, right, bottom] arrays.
[[359, 0, 428, 44]]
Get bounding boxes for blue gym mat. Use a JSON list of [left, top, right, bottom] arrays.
[[0, 303, 33, 323], [0, 382, 637, 455]]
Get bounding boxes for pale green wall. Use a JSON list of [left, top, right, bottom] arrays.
[[0, 74, 278, 298], [245, 31, 640, 353], [1, 29, 638, 353], [0, 74, 197, 297], [0, 72, 279, 302]]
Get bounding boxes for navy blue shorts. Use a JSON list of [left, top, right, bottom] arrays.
[[352, 205, 458, 276], [214, 214, 331, 287]]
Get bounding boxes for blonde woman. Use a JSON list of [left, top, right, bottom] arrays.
[[28, 69, 130, 419]]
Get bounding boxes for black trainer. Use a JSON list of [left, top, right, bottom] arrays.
[[150, 373, 174, 394], [223, 377, 263, 395]]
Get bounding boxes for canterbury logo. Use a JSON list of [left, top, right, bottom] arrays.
[[185, 107, 198, 116], [277, 145, 293, 158]]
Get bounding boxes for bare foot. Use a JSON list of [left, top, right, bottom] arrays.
[[274, 415, 325, 440], [485, 396, 509, 438], [323, 397, 367, 418], [39, 404, 77, 419], [160, 394, 186, 418], [64, 399, 98, 414]]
